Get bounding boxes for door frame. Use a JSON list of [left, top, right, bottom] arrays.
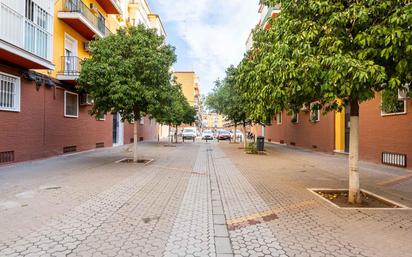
[[113, 113, 124, 146]]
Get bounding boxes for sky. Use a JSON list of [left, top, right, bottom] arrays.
[[148, 0, 260, 95]]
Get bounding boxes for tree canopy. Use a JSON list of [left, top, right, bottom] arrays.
[[206, 66, 249, 125], [77, 24, 177, 121], [235, 0, 411, 203], [156, 82, 196, 128], [244, 0, 411, 117]]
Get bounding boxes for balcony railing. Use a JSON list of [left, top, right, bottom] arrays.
[[0, 1, 53, 62], [58, 56, 82, 76], [60, 0, 111, 37]]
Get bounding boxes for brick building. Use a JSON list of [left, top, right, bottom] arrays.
[[0, 0, 165, 164], [247, 3, 411, 170]]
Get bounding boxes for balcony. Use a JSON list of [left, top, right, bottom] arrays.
[[57, 56, 82, 83], [96, 0, 122, 14], [0, 1, 54, 69], [58, 0, 111, 40], [261, 5, 281, 26]]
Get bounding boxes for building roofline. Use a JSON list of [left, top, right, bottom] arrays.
[[148, 13, 167, 36]]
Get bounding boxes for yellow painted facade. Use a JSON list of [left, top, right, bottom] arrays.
[[46, 0, 120, 78], [174, 72, 198, 106], [203, 113, 225, 129]]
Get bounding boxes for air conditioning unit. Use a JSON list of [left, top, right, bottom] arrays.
[[398, 84, 410, 100], [89, 3, 98, 13], [84, 41, 91, 52], [80, 94, 94, 106]]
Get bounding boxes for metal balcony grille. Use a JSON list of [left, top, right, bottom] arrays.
[[61, 0, 111, 36], [59, 56, 81, 75], [382, 152, 407, 168], [0, 73, 20, 111]]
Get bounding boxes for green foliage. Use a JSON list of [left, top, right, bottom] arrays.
[[245, 142, 258, 154], [77, 25, 176, 122], [156, 81, 196, 127], [381, 89, 405, 114], [206, 66, 250, 126], [240, 0, 412, 120]]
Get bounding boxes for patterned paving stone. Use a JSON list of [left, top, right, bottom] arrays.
[[0, 142, 411, 257], [164, 147, 216, 257]]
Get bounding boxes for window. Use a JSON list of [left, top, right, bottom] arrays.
[[310, 103, 320, 122], [64, 91, 78, 118], [0, 72, 20, 112], [96, 113, 106, 121], [140, 117, 144, 125], [276, 112, 282, 125], [381, 90, 407, 116], [291, 112, 299, 124]]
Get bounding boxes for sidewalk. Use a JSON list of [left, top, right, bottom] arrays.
[[0, 141, 410, 256]]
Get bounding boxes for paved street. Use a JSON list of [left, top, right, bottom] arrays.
[[0, 142, 411, 257]]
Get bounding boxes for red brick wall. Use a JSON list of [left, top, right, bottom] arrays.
[[0, 66, 112, 163], [123, 117, 158, 144], [360, 94, 412, 169], [265, 111, 335, 153]]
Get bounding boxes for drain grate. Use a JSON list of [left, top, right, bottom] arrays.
[[0, 151, 14, 163]]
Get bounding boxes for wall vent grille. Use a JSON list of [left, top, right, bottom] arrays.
[[0, 151, 14, 163], [63, 146, 77, 153], [382, 152, 407, 168], [96, 142, 105, 148]]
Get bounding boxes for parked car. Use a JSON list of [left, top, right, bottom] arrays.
[[182, 127, 197, 142], [202, 130, 214, 141], [217, 130, 231, 141]]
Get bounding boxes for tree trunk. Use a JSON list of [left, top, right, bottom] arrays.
[[158, 124, 161, 143], [133, 107, 140, 163], [175, 125, 178, 143], [243, 122, 247, 149], [169, 125, 172, 142], [234, 122, 237, 143], [348, 100, 361, 204]]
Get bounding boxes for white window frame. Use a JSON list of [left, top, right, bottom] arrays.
[[0, 72, 21, 112], [64, 91, 79, 118], [96, 114, 106, 121], [381, 99, 407, 117], [276, 112, 282, 125], [310, 103, 320, 122], [291, 112, 299, 124]]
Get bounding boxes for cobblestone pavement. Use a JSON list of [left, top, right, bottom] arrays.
[[0, 141, 411, 256]]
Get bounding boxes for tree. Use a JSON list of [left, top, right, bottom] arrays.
[[156, 83, 196, 143], [243, 0, 411, 203], [206, 66, 250, 148], [78, 25, 176, 162]]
